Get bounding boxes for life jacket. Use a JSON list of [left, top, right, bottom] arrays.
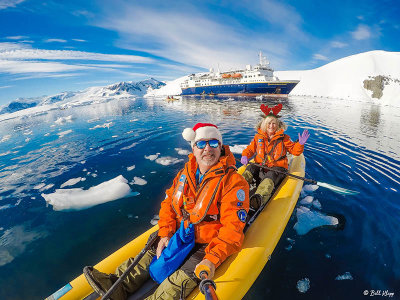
[[254, 129, 288, 168], [170, 165, 233, 225], [159, 146, 249, 246]]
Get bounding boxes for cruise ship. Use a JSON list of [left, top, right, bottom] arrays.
[[180, 52, 299, 96]]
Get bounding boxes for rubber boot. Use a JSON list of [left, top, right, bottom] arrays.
[[251, 178, 274, 210], [145, 269, 197, 300], [115, 249, 156, 294], [83, 266, 126, 300], [242, 169, 253, 184]]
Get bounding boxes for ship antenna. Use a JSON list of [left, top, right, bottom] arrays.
[[259, 50, 262, 65]]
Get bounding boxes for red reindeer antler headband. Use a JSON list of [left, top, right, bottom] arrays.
[[260, 103, 282, 117]]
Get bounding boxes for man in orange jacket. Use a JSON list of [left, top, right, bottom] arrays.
[[84, 122, 249, 300]]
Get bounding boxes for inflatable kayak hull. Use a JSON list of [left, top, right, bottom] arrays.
[[47, 154, 305, 300]]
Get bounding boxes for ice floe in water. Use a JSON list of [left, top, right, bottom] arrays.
[[55, 115, 73, 124], [229, 144, 247, 154], [300, 196, 313, 205], [297, 278, 310, 293], [145, 153, 160, 161], [1, 135, 11, 142], [121, 143, 138, 150], [155, 156, 184, 166], [127, 165, 136, 171], [294, 206, 339, 235], [60, 177, 83, 188], [131, 177, 147, 186], [57, 130, 72, 138], [312, 200, 322, 210], [175, 148, 190, 155], [42, 175, 131, 211], [335, 272, 353, 280], [89, 122, 113, 130], [302, 184, 319, 192]]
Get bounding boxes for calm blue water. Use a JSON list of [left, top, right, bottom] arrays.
[[0, 96, 399, 299]]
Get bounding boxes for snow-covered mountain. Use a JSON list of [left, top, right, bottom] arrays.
[[0, 78, 165, 115], [277, 50, 400, 106]]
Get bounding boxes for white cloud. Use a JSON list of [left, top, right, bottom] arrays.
[[94, 1, 302, 70], [330, 41, 347, 48], [313, 54, 329, 61], [0, 0, 25, 10], [0, 42, 155, 75], [352, 24, 371, 40], [72, 39, 87, 42], [5, 35, 28, 40], [44, 39, 68, 43], [0, 45, 153, 63], [0, 60, 90, 74]]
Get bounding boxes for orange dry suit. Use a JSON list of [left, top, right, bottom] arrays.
[[242, 128, 304, 169], [158, 145, 250, 268]]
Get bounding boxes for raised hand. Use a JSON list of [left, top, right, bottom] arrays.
[[298, 129, 310, 145], [241, 156, 249, 165]]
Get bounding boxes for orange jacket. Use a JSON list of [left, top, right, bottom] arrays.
[[158, 145, 250, 267], [242, 128, 304, 169]]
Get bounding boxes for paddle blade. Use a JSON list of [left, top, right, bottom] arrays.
[[317, 182, 359, 195]]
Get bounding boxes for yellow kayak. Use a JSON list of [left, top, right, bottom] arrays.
[[47, 154, 305, 300]]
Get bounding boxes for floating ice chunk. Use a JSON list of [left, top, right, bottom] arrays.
[[60, 177, 83, 188], [300, 196, 313, 205], [303, 184, 319, 192], [145, 153, 160, 161], [57, 130, 72, 138], [294, 206, 339, 235], [42, 175, 131, 211], [55, 115, 73, 124], [335, 272, 353, 280], [89, 122, 113, 130], [132, 177, 147, 186], [1, 135, 11, 143], [297, 278, 310, 293], [34, 183, 46, 190], [312, 200, 322, 210], [121, 143, 138, 150], [127, 165, 136, 171], [155, 156, 184, 166], [175, 148, 190, 155], [229, 145, 247, 154], [40, 184, 54, 191], [150, 215, 160, 225]]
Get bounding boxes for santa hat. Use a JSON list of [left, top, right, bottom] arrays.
[[182, 123, 223, 147]]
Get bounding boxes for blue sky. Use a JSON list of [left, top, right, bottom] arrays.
[[0, 0, 399, 104]]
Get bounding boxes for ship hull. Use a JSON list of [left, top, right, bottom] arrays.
[[181, 81, 298, 96]]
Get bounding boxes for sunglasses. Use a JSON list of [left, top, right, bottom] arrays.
[[195, 139, 220, 149]]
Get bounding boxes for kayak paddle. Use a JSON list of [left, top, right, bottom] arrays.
[[238, 159, 359, 195], [195, 264, 219, 300], [100, 232, 159, 300]]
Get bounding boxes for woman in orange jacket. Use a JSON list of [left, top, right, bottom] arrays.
[[241, 103, 310, 208]]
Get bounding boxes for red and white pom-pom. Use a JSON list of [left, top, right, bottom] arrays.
[[182, 127, 196, 142]]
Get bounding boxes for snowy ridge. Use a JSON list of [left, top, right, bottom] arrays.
[[286, 50, 400, 106], [0, 78, 165, 116]]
